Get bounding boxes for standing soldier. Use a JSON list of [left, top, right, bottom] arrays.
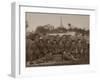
[[26, 38, 34, 65]]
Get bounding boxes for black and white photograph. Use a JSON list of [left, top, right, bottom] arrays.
[[26, 12, 90, 67]]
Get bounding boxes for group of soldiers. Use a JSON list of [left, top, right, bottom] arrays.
[[26, 33, 89, 66]]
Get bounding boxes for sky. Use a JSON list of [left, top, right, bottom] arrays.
[[26, 12, 89, 32]]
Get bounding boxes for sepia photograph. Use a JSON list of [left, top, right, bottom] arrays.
[[26, 12, 90, 67]]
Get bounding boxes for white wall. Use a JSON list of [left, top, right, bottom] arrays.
[[0, 0, 100, 80]]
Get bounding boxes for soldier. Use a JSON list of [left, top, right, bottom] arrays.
[[26, 38, 34, 65], [63, 51, 78, 61]]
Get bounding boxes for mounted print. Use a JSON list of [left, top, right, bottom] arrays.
[[26, 13, 90, 67], [11, 2, 96, 78]]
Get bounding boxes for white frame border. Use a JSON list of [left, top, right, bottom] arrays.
[[11, 2, 97, 78]]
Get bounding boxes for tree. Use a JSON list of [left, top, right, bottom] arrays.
[[26, 21, 28, 29], [35, 25, 50, 34], [68, 23, 72, 29]]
